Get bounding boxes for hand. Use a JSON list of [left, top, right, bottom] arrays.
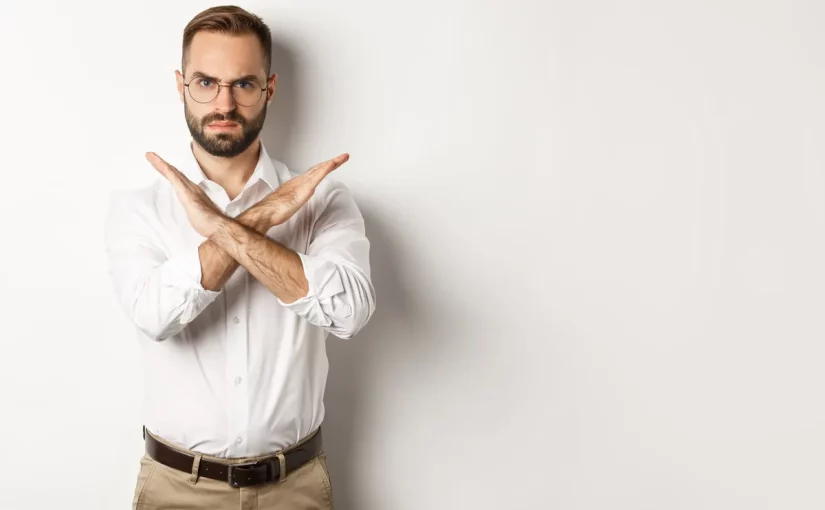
[[257, 153, 350, 227], [145, 152, 225, 238]]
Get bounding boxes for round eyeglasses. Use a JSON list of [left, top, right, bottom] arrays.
[[184, 77, 267, 107]]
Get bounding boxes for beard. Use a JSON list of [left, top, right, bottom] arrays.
[[185, 102, 266, 158]]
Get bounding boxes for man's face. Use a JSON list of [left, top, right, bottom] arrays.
[[176, 31, 276, 158]]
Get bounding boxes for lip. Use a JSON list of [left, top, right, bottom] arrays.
[[208, 122, 239, 128]]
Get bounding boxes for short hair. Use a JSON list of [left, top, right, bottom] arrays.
[[182, 5, 272, 76]]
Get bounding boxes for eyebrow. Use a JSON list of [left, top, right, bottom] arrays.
[[188, 71, 264, 83]]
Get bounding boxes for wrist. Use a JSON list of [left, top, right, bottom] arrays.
[[238, 206, 272, 234], [208, 215, 234, 241]]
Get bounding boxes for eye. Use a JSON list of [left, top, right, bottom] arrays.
[[234, 80, 253, 89], [196, 78, 214, 87]]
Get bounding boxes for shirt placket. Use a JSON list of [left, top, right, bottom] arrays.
[[224, 192, 250, 457]]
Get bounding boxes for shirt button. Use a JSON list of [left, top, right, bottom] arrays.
[[236, 436, 243, 445], [234, 376, 242, 385], [232, 317, 240, 324]]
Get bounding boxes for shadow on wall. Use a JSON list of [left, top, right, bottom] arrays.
[[323, 202, 424, 510], [260, 35, 301, 170], [261, 36, 421, 510]]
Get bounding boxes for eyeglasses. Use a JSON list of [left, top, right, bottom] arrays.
[[184, 77, 267, 107]]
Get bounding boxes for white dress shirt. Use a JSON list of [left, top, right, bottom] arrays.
[[104, 140, 376, 458]]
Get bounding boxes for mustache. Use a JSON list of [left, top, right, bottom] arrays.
[[201, 112, 246, 126]]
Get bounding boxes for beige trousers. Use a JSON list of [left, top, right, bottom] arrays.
[[132, 429, 334, 510]]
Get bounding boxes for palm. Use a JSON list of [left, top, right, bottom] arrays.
[[176, 184, 221, 237], [146, 153, 223, 237]]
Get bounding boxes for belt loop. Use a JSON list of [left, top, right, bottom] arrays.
[[277, 452, 287, 483], [189, 454, 202, 485]]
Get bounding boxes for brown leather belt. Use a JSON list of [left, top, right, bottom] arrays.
[[143, 426, 323, 488]]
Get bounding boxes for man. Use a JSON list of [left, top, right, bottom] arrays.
[[104, 5, 376, 509]]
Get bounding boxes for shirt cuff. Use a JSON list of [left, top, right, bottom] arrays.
[[161, 244, 223, 319], [277, 252, 349, 326]]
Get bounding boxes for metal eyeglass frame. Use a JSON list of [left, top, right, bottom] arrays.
[[183, 78, 267, 107]]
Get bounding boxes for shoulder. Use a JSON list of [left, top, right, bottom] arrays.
[[107, 144, 194, 215], [103, 178, 170, 242], [106, 180, 164, 217]]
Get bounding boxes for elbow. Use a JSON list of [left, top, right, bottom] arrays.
[[127, 284, 199, 342], [147, 330, 174, 342], [118, 273, 210, 342], [130, 301, 185, 342], [330, 289, 376, 340], [333, 330, 356, 340], [321, 308, 369, 340], [330, 322, 361, 340], [134, 319, 178, 342], [285, 268, 376, 339]]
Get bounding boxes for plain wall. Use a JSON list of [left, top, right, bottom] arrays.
[[1, 0, 824, 508]]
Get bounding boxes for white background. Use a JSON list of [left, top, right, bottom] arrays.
[[1, 1, 824, 508]]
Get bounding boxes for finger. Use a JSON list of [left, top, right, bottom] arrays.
[[330, 153, 350, 166], [146, 152, 185, 183], [274, 153, 349, 202], [307, 153, 350, 179]]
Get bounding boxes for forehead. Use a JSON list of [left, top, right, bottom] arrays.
[[186, 31, 266, 78]]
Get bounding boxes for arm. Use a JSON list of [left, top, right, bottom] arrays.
[[103, 190, 221, 341], [197, 206, 271, 291], [210, 219, 309, 303], [103, 189, 271, 341], [145, 150, 373, 339], [211, 181, 376, 339]]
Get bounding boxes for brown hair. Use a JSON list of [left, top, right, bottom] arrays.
[[182, 5, 272, 75]]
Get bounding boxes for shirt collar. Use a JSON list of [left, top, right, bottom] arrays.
[[248, 142, 280, 191], [179, 140, 281, 191]]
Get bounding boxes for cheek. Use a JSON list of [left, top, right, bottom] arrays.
[[232, 108, 259, 125], [246, 105, 267, 121], [187, 105, 215, 123]]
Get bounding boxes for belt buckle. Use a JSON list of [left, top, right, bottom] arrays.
[[227, 460, 272, 488]]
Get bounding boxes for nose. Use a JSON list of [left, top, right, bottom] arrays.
[[214, 83, 236, 112]]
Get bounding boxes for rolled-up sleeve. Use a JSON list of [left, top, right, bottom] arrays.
[[104, 190, 222, 341], [278, 181, 376, 339]]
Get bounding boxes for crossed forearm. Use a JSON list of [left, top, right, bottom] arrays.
[[152, 150, 346, 298], [197, 207, 270, 291], [207, 216, 310, 304], [149, 149, 347, 297]]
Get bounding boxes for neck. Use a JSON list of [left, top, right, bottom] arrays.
[[191, 139, 261, 199]]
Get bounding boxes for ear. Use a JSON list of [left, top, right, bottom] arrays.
[[175, 70, 185, 103], [266, 73, 278, 105]]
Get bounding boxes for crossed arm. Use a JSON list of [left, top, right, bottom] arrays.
[[208, 215, 308, 303], [192, 202, 307, 303], [105, 152, 376, 341]]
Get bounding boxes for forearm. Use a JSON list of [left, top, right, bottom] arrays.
[[199, 207, 271, 291], [209, 217, 309, 303]]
